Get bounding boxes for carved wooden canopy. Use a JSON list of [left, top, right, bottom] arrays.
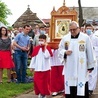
[[49, 0, 78, 43], [48, 0, 78, 49]]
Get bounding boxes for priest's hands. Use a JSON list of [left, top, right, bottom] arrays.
[[88, 68, 94, 73], [65, 50, 72, 55], [88, 70, 92, 73]]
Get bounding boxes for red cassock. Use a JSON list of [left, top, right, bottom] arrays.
[[32, 45, 53, 57], [0, 51, 14, 68], [51, 66, 64, 92], [32, 45, 53, 95], [34, 70, 51, 95]]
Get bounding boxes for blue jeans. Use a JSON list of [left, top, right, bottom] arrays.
[[15, 50, 28, 83], [12, 53, 16, 71]]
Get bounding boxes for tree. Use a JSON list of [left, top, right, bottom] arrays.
[[78, 0, 84, 27], [0, 0, 12, 25]]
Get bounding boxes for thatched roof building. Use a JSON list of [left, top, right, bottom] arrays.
[[12, 5, 46, 28]]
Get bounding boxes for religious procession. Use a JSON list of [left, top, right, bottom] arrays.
[[0, 0, 98, 98]]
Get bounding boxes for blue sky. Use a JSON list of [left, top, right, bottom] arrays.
[[2, 0, 98, 25]]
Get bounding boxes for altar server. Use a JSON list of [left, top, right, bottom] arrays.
[[29, 34, 53, 98], [51, 49, 64, 96], [85, 23, 98, 95]]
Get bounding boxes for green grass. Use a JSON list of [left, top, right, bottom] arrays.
[[0, 69, 33, 98]]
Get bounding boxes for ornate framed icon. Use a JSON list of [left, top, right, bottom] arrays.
[[49, 1, 77, 43], [55, 19, 71, 38]]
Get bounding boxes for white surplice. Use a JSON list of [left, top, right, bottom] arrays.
[[58, 32, 96, 96], [88, 34, 98, 91], [29, 48, 51, 71], [51, 49, 64, 66]]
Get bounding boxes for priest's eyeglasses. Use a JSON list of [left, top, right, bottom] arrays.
[[69, 27, 78, 32]]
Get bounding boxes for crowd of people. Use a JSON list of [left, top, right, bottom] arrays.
[[0, 21, 98, 98]]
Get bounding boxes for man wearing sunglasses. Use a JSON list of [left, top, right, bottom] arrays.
[[58, 21, 95, 98]]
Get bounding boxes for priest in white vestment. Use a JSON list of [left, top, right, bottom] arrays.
[[58, 21, 95, 98]]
